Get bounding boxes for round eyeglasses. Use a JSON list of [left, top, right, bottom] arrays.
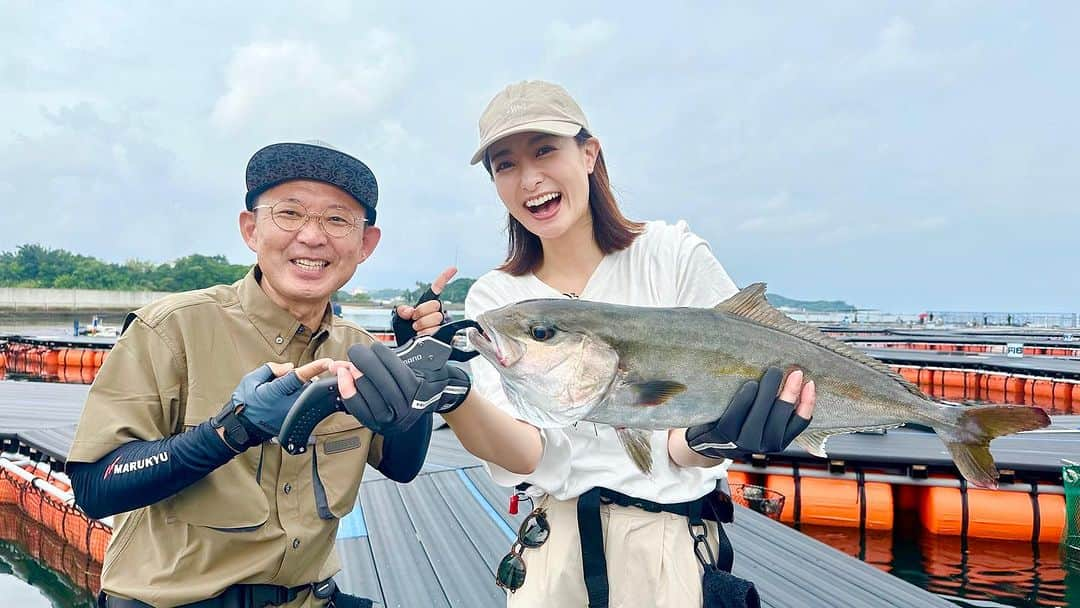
[[495, 508, 550, 592], [253, 199, 367, 238]]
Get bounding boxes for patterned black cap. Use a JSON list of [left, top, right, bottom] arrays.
[[245, 141, 379, 225]]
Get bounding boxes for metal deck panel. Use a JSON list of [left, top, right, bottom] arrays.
[[428, 469, 515, 563], [361, 479, 451, 608], [0, 381, 88, 433], [335, 536, 385, 604], [866, 347, 1080, 378], [463, 466, 528, 531], [773, 423, 1079, 474], [13, 423, 78, 462], [398, 473, 507, 607]]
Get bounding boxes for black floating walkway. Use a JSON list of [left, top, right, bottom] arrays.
[[866, 347, 1080, 380], [0, 380, 954, 607]]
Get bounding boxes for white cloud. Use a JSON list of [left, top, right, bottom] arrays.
[[546, 19, 616, 61], [856, 16, 979, 76], [736, 210, 831, 234], [211, 30, 411, 132]]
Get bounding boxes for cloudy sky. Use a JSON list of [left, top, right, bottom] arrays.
[[2, 2, 1076, 312]]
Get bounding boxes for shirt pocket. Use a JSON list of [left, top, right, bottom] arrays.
[[165, 396, 270, 531], [311, 413, 370, 519]]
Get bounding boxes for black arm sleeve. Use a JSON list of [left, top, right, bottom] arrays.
[[69, 421, 237, 519], [374, 412, 432, 483]]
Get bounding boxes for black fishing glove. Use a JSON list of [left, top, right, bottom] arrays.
[[686, 367, 811, 460], [343, 342, 471, 435], [211, 364, 307, 452], [391, 286, 444, 345]]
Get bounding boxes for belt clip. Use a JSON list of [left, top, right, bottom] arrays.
[[631, 499, 661, 513], [312, 578, 337, 601]]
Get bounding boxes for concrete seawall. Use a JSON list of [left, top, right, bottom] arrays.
[[0, 288, 172, 312]]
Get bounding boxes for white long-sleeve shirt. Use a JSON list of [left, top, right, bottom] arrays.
[[465, 220, 739, 502]]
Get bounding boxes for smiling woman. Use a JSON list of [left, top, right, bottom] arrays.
[[417, 80, 818, 608]]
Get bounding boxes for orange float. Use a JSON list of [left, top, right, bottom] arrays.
[[726, 470, 756, 489], [1050, 381, 1073, 412], [766, 474, 894, 530], [919, 486, 1064, 542], [62, 348, 98, 368], [896, 367, 919, 383], [941, 370, 965, 388]]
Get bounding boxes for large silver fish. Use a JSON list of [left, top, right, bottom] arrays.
[[467, 284, 1050, 488]]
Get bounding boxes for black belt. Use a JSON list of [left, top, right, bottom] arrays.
[[577, 486, 737, 608], [101, 582, 309, 608]]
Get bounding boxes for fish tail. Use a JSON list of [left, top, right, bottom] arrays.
[[935, 404, 1050, 489]]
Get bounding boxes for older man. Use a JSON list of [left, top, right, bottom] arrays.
[[67, 142, 460, 608]]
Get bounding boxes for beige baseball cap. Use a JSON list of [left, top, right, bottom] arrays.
[[470, 80, 590, 165]]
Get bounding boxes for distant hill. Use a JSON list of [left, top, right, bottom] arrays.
[[766, 293, 856, 312], [366, 283, 856, 312], [365, 288, 407, 301]]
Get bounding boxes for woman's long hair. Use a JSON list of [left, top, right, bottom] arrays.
[[484, 129, 645, 276]]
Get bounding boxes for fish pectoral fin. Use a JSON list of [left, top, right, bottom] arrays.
[[630, 380, 687, 406], [794, 431, 833, 457], [615, 427, 654, 476]]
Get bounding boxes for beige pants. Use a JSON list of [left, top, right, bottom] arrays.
[[505, 496, 720, 608]]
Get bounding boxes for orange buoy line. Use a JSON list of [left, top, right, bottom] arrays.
[[892, 364, 1079, 413], [729, 464, 1065, 543], [0, 340, 110, 384]]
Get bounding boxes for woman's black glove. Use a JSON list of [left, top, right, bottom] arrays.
[[391, 286, 445, 345], [686, 367, 811, 460], [343, 342, 470, 435]]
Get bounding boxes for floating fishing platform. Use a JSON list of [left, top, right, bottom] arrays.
[[0, 380, 956, 607]]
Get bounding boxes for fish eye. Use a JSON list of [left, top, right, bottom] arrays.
[[530, 325, 556, 341]]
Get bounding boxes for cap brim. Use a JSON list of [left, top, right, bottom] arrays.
[[469, 120, 583, 165]]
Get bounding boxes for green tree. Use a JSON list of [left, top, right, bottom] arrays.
[[0, 244, 250, 292], [441, 278, 475, 304], [401, 277, 475, 304], [333, 290, 372, 304]]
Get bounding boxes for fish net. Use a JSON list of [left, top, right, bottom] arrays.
[[0, 504, 103, 600], [0, 458, 110, 596], [1064, 463, 1080, 570]]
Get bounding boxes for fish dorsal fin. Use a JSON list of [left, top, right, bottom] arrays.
[[715, 283, 926, 399]]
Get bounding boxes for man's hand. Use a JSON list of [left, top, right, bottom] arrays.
[[212, 359, 332, 452], [333, 342, 471, 436], [392, 266, 457, 343], [685, 367, 815, 460]]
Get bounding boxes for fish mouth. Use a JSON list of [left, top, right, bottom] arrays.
[[467, 320, 524, 368]]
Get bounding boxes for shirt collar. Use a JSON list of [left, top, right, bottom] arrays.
[[239, 266, 333, 355]]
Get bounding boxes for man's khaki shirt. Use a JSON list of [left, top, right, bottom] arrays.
[[68, 268, 382, 607]]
